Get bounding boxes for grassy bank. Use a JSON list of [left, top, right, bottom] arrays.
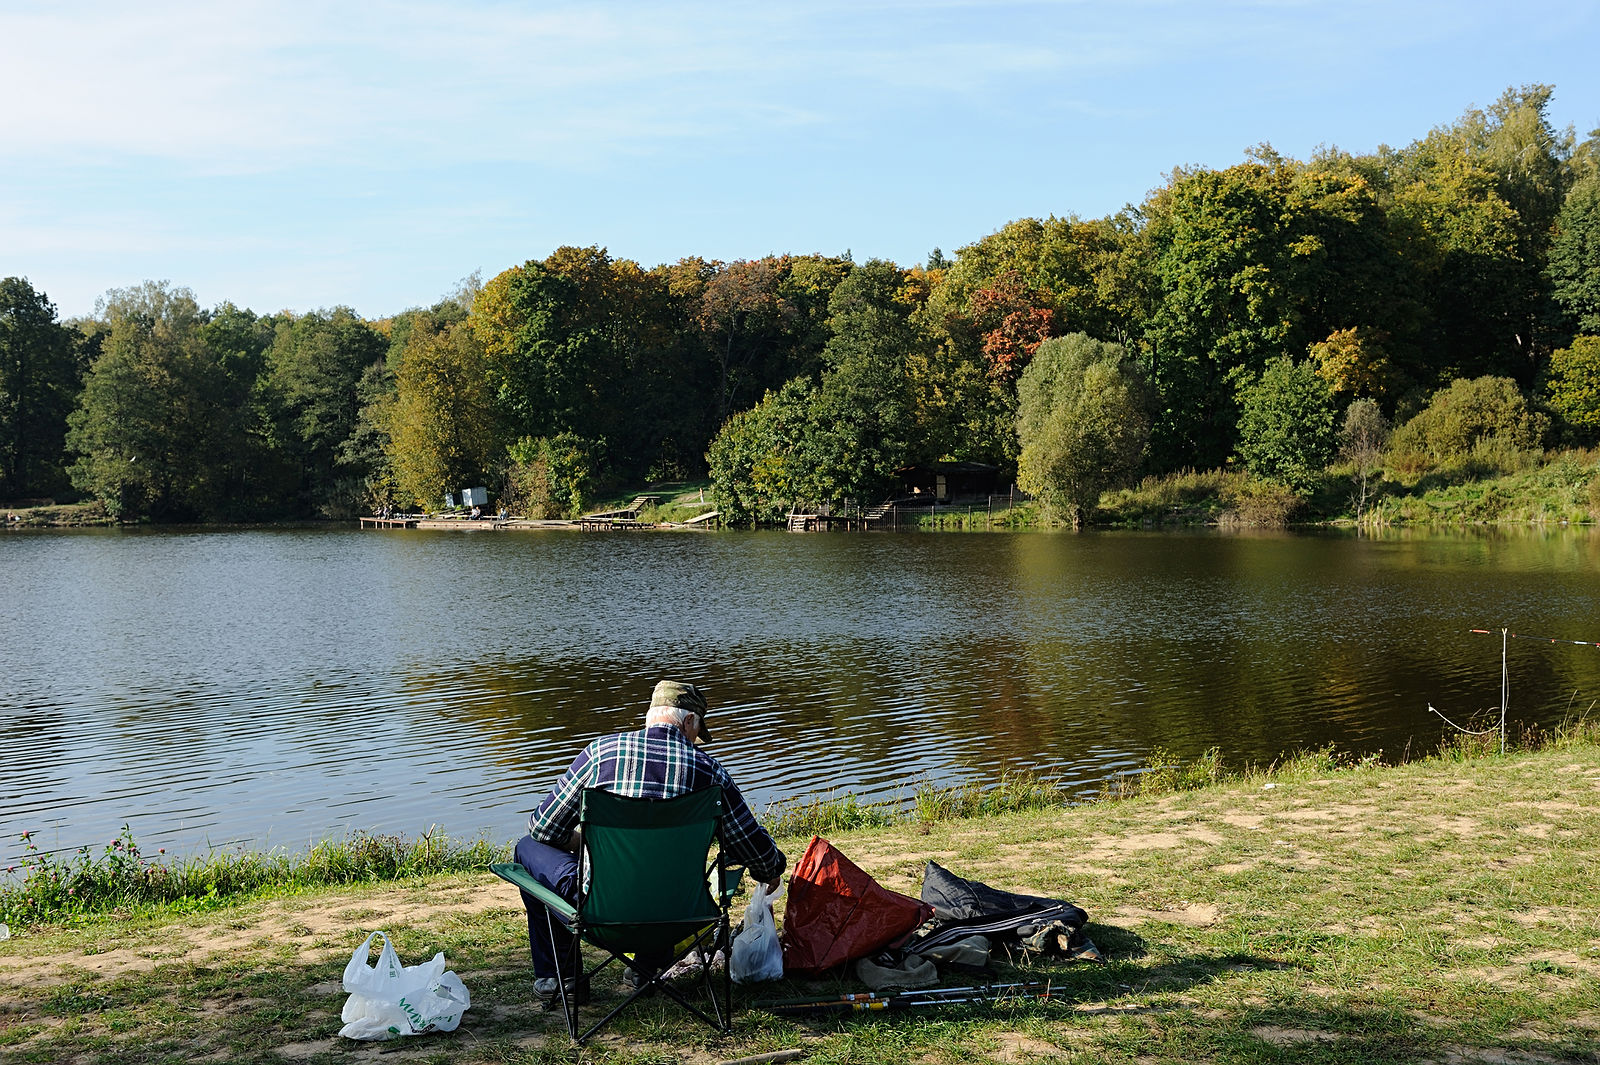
[[3, 726, 1598, 1064], [1, 501, 114, 527], [0, 828, 505, 930], [1095, 449, 1600, 529]]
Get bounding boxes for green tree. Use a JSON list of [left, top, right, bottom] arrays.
[[386, 315, 503, 508], [690, 254, 851, 425], [1309, 326, 1400, 405], [198, 303, 285, 509], [805, 260, 924, 507], [1142, 151, 1392, 470], [0, 277, 80, 499], [338, 359, 400, 511], [1550, 179, 1600, 334], [705, 377, 816, 525], [66, 283, 263, 519], [475, 246, 703, 482], [1340, 397, 1389, 519], [1370, 86, 1574, 385], [1545, 336, 1600, 444], [506, 432, 603, 518], [264, 307, 387, 514], [1234, 356, 1337, 493], [1015, 333, 1150, 525]]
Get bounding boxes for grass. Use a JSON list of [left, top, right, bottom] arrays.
[[1, 827, 506, 929], [579, 480, 717, 525], [761, 770, 1064, 838], [1365, 447, 1600, 526], [0, 500, 113, 527], [1086, 448, 1600, 530], [1098, 468, 1245, 527], [5, 721, 1599, 1063]]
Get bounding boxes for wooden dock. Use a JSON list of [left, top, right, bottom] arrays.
[[576, 517, 651, 531], [359, 516, 417, 529]]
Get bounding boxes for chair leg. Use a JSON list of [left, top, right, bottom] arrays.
[[719, 914, 733, 1029], [546, 909, 579, 1041]]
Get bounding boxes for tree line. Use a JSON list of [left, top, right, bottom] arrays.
[[2, 85, 1598, 524]]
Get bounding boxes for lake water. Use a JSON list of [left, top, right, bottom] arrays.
[[4, 525, 1599, 868]]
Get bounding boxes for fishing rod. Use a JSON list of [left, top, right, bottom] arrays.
[[1436, 628, 1600, 755], [754, 981, 1063, 1015], [1469, 629, 1600, 649]]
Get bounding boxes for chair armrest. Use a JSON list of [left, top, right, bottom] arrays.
[[716, 865, 746, 907], [490, 861, 578, 923]]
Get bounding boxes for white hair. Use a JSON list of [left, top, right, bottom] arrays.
[[646, 705, 695, 730]]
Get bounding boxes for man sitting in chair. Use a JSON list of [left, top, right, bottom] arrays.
[[514, 680, 787, 1004]]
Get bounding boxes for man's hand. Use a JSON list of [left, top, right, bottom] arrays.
[[764, 877, 783, 894]]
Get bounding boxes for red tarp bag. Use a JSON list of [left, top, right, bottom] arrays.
[[779, 836, 934, 975]]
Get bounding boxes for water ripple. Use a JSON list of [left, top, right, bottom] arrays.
[[4, 526, 1600, 866]]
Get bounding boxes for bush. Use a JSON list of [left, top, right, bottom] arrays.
[[507, 432, 603, 518], [1387, 376, 1548, 472], [1233, 356, 1337, 493], [1221, 477, 1304, 526], [1545, 336, 1600, 445]]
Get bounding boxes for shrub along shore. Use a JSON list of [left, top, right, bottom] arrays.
[[2, 723, 1597, 1064], [8, 446, 1600, 532]]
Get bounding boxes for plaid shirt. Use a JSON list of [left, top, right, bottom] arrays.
[[528, 724, 787, 883]]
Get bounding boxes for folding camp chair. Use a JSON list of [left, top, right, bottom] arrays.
[[491, 786, 742, 1043]]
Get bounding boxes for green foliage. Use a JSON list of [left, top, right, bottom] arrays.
[[385, 314, 503, 508], [759, 769, 1063, 838], [65, 283, 268, 520], [1015, 333, 1149, 524], [0, 277, 80, 500], [263, 307, 387, 515], [1234, 356, 1337, 492], [506, 432, 602, 518], [0, 826, 504, 928], [804, 259, 925, 507], [338, 360, 399, 512], [691, 253, 851, 424], [1125, 746, 1224, 796], [1143, 152, 1392, 470], [476, 246, 709, 483], [911, 769, 1062, 822], [1098, 467, 1243, 526], [1310, 326, 1401, 404], [705, 377, 815, 525], [1387, 375, 1548, 473], [1367, 446, 1597, 525], [1550, 180, 1600, 333], [1220, 476, 1305, 526], [1340, 397, 1390, 517], [1545, 336, 1600, 444], [761, 793, 897, 838]]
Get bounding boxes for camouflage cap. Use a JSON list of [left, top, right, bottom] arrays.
[[650, 680, 711, 742]]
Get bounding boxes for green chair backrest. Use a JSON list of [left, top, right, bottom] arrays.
[[579, 787, 723, 953]]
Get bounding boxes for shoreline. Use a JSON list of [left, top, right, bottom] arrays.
[[3, 733, 1597, 1063]]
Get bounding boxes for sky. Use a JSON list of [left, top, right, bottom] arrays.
[[3, 0, 1598, 321]]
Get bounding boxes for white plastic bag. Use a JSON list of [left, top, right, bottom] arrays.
[[338, 930, 471, 1040], [730, 882, 785, 983]]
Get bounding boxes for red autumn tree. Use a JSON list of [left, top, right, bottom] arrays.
[[969, 271, 1056, 383]]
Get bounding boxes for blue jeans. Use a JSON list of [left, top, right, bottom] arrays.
[[514, 834, 579, 980]]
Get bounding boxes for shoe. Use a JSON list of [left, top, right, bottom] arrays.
[[534, 975, 588, 1009], [621, 965, 659, 996]]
